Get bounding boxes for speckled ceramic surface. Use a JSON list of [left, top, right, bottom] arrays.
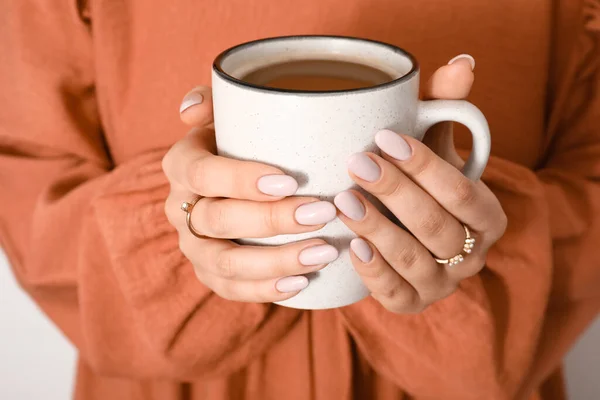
[[212, 36, 490, 309]]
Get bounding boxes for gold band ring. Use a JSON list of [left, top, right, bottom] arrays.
[[180, 197, 208, 239], [434, 224, 475, 266]]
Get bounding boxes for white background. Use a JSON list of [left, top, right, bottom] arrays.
[[0, 251, 598, 399]]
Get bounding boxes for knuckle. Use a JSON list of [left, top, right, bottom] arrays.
[[375, 287, 418, 314], [215, 249, 237, 279], [410, 153, 434, 178], [359, 218, 380, 237], [392, 245, 420, 270], [264, 203, 282, 235], [379, 282, 403, 301], [418, 209, 447, 236], [381, 178, 404, 198], [272, 247, 293, 276], [229, 166, 244, 196], [359, 264, 387, 280], [260, 247, 288, 278], [453, 178, 477, 206]]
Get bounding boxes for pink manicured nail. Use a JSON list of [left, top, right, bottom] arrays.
[[375, 130, 412, 161], [276, 276, 309, 293], [299, 244, 339, 266], [179, 92, 204, 113], [448, 54, 475, 70], [350, 238, 373, 263], [347, 153, 381, 182], [295, 201, 337, 225], [334, 191, 365, 221], [257, 175, 298, 197]]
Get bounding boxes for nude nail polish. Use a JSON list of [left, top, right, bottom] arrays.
[[347, 153, 381, 182], [350, 238, 373, 263], [333, 191, 365, 221], [448, 54, 476, 70], [298, 244, 339, 266], [257, 175, 298, 197], [295, 201, 337, 225], [375, 130, 412, 161], [276, 276, 309, 293], [179, 92, 204, 113]]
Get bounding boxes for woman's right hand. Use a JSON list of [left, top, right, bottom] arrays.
[[162, 86, 338, 302]]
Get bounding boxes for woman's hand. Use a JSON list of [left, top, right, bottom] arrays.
[[336, 55, 507, 313], [162, 87, 338, 302]]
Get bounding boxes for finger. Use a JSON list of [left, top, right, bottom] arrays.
[[190, 197, 336, 238], [348, 238, 422, 313], [423, 55, 475, 100], [197, 272, 310, 303], [422, 54, 475, 165], [162, 127, 298, 200], [165, 187, 192, 233], [346, 152, 465, 259], [179, 86, 214, 128], [167, 185, 336, 240], [375, 130, 506, 239], [182, 236, 338, 280], [334, 190, 449, 303]]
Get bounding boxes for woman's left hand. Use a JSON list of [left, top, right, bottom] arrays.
[[335, 55, 507, 314]]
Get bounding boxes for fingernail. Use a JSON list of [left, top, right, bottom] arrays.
[[257, 175, 298, 197], [448, 54, 475, 70], [299, 244, 339, 266], [334, 191, 365, 221], [375, 130, 412, 161], [295, 201, 337, 226], [347, 153, 381, 182], [350, 238, 373, 263], [276, 276, 309, 293], [179, 92, 204, 113]]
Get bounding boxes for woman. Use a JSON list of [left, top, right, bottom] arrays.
[[0, 1, 598, 399]]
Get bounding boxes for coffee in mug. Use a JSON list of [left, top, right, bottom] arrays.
[[241, 59, 396, 91]]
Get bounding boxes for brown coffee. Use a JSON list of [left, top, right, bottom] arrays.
[[240, 59, 394, 91]]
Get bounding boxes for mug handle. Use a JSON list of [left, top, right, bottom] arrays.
[[414, 100, 491, 181]]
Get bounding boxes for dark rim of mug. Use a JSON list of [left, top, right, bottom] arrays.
[[212, 35, 420, 95]]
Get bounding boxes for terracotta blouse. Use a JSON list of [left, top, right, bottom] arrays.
[[1, 1, 599, 399]]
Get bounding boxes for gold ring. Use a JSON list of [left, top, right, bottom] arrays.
[[434, 224, 475, 266], [180, 197, 208, 239]]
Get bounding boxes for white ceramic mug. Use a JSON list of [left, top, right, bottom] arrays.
[[212, 35, 490, 310]]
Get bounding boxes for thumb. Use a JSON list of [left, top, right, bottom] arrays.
[[421, 54, 475, 168], [179, 86, 214, 128], [423, 54, 475, 100]]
